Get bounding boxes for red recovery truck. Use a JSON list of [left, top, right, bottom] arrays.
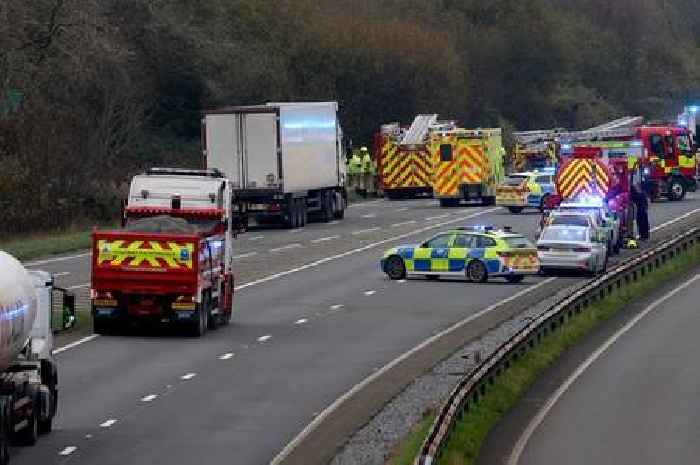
[[91, 168, 238, 336]]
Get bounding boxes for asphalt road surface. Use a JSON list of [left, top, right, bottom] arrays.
[[15, 195, 700, 465], [507, 272, 700, 465]]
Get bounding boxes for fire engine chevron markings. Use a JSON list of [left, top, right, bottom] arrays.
[[59, 446, 77, 456], [99, 419, 118, 428]]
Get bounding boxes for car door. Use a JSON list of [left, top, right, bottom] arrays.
[[414, 233, 453, 273], [450, 233, 478, 272]]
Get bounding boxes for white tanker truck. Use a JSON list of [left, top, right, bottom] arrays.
[[0, 251, 75, 463]]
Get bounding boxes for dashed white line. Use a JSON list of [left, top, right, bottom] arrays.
[[54, 271, 71, 277], [294, 318, 309, 325], [289, 229, 303, 234], [391, 220, 417, 228], [257, 335, 272, 343], [233, 252, 258, 259], [362, 213, 376, 219], [140, 394, 158, 403], [218, 352, 235, 360], [249, 236, 265, 241], [352, 227, 381, 235], [59, 446, 78, 456], [180, 373, 197, 380], [100, 419, 118, 428], [397, 279, 407, 284], [396, 207, 409, 212], [53, 335, 99, 355], [329, 304, 344, 311], [364, 290, 376, 296], [426, 213, 451, 221], [311, 235, 341, 244], [269, 243, 303, 253], [328, 220, 340, 225]]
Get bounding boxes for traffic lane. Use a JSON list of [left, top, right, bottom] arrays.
[[517, 274, 700, 465], [37, 270, 553, 465], [12, 212, 539, 464], [25, 193, 700, 291]]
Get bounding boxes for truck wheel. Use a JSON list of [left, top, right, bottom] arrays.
[[508, 206, 524, 214], [0, 398, 11, 465], [322, 192, 333, 222], [300, 200, 308, 227], [191, 302, 208, 337], [14, 388, 39, 446], [668, 178, 686, 201], [333, 195, 346, 219]]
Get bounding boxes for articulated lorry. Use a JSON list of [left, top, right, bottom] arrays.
[[202, 101, 346, 229], [0, 252, 75, 463], [91, 168, 237, 336]]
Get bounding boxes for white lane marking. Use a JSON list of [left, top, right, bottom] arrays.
[[651, 208, 700, 232], [270, 277, 557, 465], [257, 335, 272, 343], [396, 207, 409, 212], [311, 235, 340, 244], [100, 419, 118, 428], [140, 394, 158, 403], [249, 236, 265, 241], [269, 243, 303, 253], [218, 352, 235, 360], [364, 290, 376, 296], [25, 252, 91, 267], [507, 274, 700, 465], [289, 229, 303, 234], [294, 318, 309, 325], [59, 446, 78, 456], [362, 213, 376, 219], [330, 304, 344, 311], [235, 208, 497, 292], [352, 227, 381, 235], [67, 283, 90, 290], [53, 335, 99, 355], [426, 213, 451, 221], [397, 279, 407, 284], [347, 199, 383, 208], [392, 220, 417, 228], [180, 373, 197, 380], [54, 271, 71, 277], [233, 252, 258, 259], [328, 220, 340, 225], [85, 434, 92, 439]]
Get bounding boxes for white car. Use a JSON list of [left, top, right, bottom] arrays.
[[557, 202, 621, 254], [537, 225, 608, 275]]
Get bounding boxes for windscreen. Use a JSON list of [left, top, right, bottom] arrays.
[[502, 236, 534, 248], [502, 176, 528, 186], [550, 215, 590, 227], [541, 228, 588, 242]]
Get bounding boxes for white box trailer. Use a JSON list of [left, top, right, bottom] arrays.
[[202, 102, 346, 229]]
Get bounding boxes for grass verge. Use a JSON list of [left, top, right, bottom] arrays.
[[388, 243, 700, 465], [1, 228, 96, 261], [387, 413, 436, 465]]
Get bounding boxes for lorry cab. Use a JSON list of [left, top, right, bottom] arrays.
[[636, 126, 697, 199]]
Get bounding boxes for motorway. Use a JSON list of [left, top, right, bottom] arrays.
[[503, 271, 700, 465], [17, 195, 700, 465]]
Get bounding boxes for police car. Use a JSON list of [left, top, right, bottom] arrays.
[[381, 226, 539, 283], [496, 169, 556, 213]]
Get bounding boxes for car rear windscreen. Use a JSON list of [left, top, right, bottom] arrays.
[[502, 176, 528, 186], [541, 228, 588, 242], [550, 215, 589, 227], [503, 236, 534, 248]]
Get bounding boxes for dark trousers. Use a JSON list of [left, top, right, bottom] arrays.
[[636, 209, 650, 240]]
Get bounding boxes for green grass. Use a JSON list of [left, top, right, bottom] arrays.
[[389, 243, 700, 465], [0, 228, 95, 261], [387, 413, 437, 465]]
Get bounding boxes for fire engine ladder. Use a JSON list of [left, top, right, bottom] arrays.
[[556, 126, 638, 144], [401, 114, 438, 146], [586, 116, 644, 132]]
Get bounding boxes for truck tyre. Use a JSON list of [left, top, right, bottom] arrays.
[[439, 198, 459, 208], [14, 387, 40, 446], [508, 206, 524, 214], [0, 397, 11, 465], [322, 192, 333, 222], [191, 300, 208, 337], [333, 194, 346, 219], [668, 178, 686, 201], [482, 196, 496, 206], [300, 199, 308, 227]]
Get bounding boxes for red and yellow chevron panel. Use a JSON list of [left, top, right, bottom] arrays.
[[97, 239, 195, 269], [382, 147, 432, 190], [556, 158, 611, 199], [457, 143, 487, 184]]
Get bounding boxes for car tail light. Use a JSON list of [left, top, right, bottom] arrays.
[[537, 246, 549, 251], [574, 247, 591, 252]]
